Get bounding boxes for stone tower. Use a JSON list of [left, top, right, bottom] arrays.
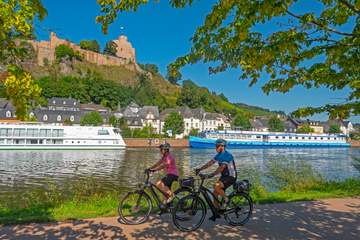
[[113, 35, 136, 64]]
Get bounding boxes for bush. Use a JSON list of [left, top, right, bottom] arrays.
[[297, 124, 314, 133], [80, 40, 100, 53]]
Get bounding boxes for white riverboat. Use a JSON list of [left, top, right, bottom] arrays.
[[0, 123, 126, 150], [190, 130, 350, 148]]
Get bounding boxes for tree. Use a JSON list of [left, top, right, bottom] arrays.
[[0, 0, 46, 119], [80, 40, 100, 52], [139, 63, 159, 74], [55, 44, 82, 61], [233, 113, 251, 130], [109, 115, 117, 127], [97, 0, 360, 118], [329, 124, 341, 134], [80, 112, 103, 126], [188, 128, 199, 136], [166, 64, 181, 84], [268, 116, 284, 132], [103, 40, 117, 56], [4, 67, 41, 120], [297, 124, 315, 133], [163, 112, 184, 136], [63, 118, 73, 126]]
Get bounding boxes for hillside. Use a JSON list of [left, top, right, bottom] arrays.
[[235, 103, 285, 116], [3, 59, 284, 118]]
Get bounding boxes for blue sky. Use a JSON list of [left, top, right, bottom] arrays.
[[35, 0, 356, 122]]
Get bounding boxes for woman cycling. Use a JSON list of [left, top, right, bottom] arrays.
[[147, 143, 179, 204]]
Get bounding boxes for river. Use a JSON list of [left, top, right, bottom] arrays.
[[0, 148, 359, 195]]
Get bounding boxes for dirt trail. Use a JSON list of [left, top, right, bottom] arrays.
[[1, 197, 359, 240]]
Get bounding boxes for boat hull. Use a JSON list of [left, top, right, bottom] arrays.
[[0, 145, 125, 150], [189, 136, 350, 148]]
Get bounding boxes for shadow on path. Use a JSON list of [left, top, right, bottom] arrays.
[[1, 198, 359, 240]]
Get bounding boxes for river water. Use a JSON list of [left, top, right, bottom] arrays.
[[0, 148, 359, 195]]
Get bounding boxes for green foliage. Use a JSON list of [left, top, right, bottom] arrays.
[[97, 0, 360, 118], [4, 67, 41, 120], [139, 63, 159, 74], [268, 116, 284, 132], [55, 44, 82, 61], [134, 74, 169, 111], [63, 118, 72, 126], [163, 111, 184, 136], [109, 115, 117, 127], [36, 74, 133, 110], [0, 0, 46, 65], [103, 40, 117, 56], [188, 128, 199, 136], [166, 64, 181, 84], [177, 80, 246, 116], [233, 113, 251, 130], [79, 40, 100, 53], [80, 112, 103, 126], [329, 124, 341, 134], [297, 124, 315, 133]]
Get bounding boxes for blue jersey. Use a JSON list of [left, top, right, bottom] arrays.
[[213, 150, 237, 178]]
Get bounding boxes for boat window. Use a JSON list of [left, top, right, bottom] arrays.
[[14, 139, 25, 144], [13, 128, 26, 137], [282, 136, 286, 139], [302, 137, 305, 139], [27, 128, 39, 137], [98, 129, 110, 135], [46, 139, 52, 144], [314, 137, 317, 140], [39, 129, 47, 137], [275, 136, 279, 139], [39, 139, 44, 144], [334, 137, 337, 140], [256, 136, 261, 139], [295, 137, 298, 139], [0, 128, 12, 137], [328, 137, 331, 140], [289, 137, 292, 139], [52, 129, 64, 137], [320, 137, 323, 140], [53, 139, 63, 144], [0, 139, 4, 144], [6, 139, 12, 144], [26, 139, 38, 144]]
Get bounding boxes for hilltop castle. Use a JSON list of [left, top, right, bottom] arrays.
[[29, 32, 142, 72]]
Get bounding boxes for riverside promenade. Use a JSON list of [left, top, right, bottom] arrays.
[[1, 197, 359, 240]]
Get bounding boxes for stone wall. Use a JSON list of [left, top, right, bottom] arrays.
[[124, 138, 189, 148], [29, 32, 143, 72]]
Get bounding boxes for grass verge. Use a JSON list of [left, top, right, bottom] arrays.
[[0, 178, 359, 225]]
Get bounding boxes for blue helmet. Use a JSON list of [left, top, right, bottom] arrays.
[[215, 139, 227, 147]]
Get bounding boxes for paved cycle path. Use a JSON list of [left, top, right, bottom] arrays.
[[1, 197, 359, 240]]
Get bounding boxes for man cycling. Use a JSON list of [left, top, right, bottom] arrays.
[[195, 139, 237, 221], [147, 143, 179, 204]]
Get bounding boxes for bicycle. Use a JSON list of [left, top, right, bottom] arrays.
[[172, 173, 253, 232], [118, 169, 193, 225]]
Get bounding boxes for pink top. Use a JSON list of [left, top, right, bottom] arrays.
[[161, 153, 179, 176]]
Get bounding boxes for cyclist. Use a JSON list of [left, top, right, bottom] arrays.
[[195, 138, 237, 221], [147, 143, 179, 204]]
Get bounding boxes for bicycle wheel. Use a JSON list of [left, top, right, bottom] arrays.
[[172, 194, 206, 232], [224, 192, 253, 226], [172, 188, 192, 220], [118, 190, 152, 224]]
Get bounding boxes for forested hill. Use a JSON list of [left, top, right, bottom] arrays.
[[8, 59, 281, 117]]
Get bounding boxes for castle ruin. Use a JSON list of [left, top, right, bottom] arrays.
[[29, 32, 142, 72]]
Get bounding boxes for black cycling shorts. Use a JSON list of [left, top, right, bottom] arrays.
[[219, 176, 236, 190], [161, 174, 178, 188]]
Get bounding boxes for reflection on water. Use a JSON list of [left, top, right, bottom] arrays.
[[0, 148, 359, 195]]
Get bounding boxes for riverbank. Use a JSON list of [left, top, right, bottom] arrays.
[[1, 197, 359, 239], [124, 138, 189, 148], [350, 140, 360, 147], [0, 178, 359, 225]]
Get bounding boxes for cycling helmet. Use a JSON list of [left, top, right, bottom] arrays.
[[215, 139, 227, 147], [159, 142, 171, 150]]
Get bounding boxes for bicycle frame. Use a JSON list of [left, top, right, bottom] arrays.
[[138, 171, 168, 209]]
